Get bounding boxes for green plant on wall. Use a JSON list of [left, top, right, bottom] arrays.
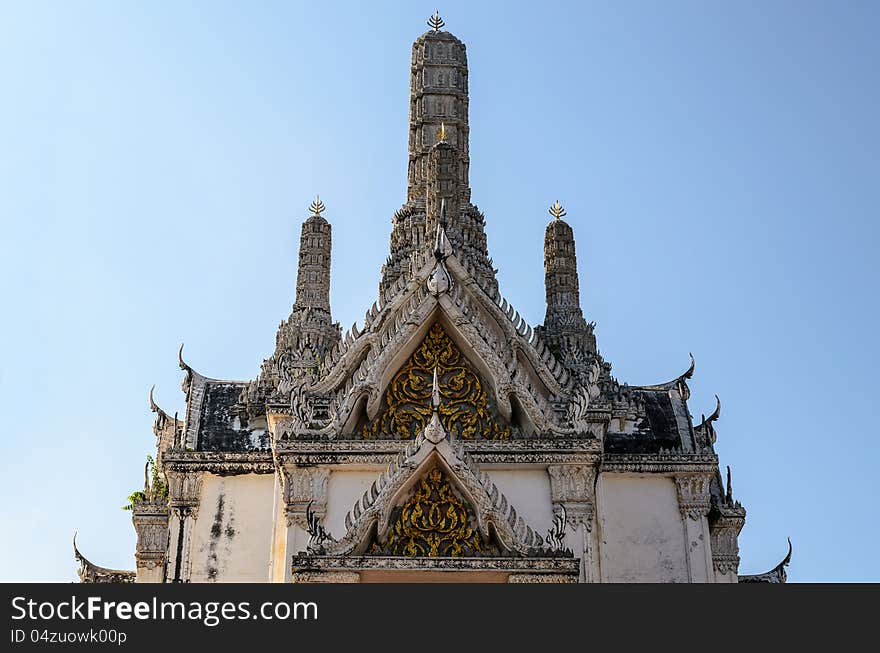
[[122, 455, 168, 510]]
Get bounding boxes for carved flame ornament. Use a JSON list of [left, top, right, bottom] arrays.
[[427, 10, 445, 32], [309, 195, 325, 217], [363, 323, 509, 439], [549, 200, 567, 220], [373, 466, 496, 557]]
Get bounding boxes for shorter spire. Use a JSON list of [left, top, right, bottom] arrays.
[[294, 196, 332, 311], [427, 10, 445, 32], [549, 200, 567, 220]]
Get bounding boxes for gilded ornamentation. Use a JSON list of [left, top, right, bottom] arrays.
[[373, 466, 497, 557], [309, 195, 325, 217], [363, 323, 509, 439], [427, 10, 445, 32], [549, 200, 567, 220]]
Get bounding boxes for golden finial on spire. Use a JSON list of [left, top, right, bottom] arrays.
[[309, 195, 325, 217], [427, 10, 445, 32], [549, 200, 567, 220], [437, 122, 447, 142]]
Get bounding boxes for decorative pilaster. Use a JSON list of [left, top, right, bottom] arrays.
[[281, 466, 330, 529], [709, 507, 746, 582], [547, 464, 598, 582], [674, 474, 711, 520], [131, 502, 170, 583], [272, 464, 330, 583], [674, 473, 713, 582], [165, 470, 203, 583]]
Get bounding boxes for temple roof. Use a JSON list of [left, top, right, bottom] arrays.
[[738, 539, 793, 583], [73, 534, 135, 584], [604, 388, 693, 454], [159, 17, 714, 464]]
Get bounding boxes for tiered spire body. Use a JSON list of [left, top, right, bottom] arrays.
[[541, 206, 597, 371], [380, 20, 497, 299], [272, 202, 340, 372]]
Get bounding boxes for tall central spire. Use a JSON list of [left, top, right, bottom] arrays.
[[380, 16, 497, 301], [406, 15, 470, 204]]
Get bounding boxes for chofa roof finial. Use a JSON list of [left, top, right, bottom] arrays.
[[149, 384, 160, 413], [428, 10, 445, 32], [177, 343, 190, 372], [549, 200, 567, 220], [725, 465, 733, 503]]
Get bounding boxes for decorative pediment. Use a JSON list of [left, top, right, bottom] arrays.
[[370, 465, 499, 557], [307, 397, 566, 559], [362, 322, 509, 439], [272, 249, 602, 440]]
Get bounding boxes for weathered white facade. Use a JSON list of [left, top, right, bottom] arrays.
[[75, 14, 791, 584]]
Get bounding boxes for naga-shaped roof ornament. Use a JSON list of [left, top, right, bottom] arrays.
[[677, 352, 695, 400], [427, 10, 445, 32], [148, 384, 171, 432], [631, 352, 694, 399], [177, 343, 194, 399], [305, 500, 331, 555], [177, 343, 191, 373], [73, 532, 135, 583], [739, 538, 793, 583], [546, 505, 567, 551], [698, 394, 721, 445], [148, 384, 161, 414]]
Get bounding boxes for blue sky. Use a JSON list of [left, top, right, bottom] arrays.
[[1, 1, 877, 582]]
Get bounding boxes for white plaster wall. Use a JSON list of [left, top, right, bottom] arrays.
[[269, 474, 288, 582], [485, 468, 554, 534], [325, 469, 383, 535], [598, 474, 688, 583], [189, 474, 274, 583]]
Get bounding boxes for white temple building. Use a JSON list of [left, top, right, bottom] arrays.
[[75, 13, 790, 584]]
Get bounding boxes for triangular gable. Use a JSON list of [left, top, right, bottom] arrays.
[[310, 410, 561, 558], [370, 464, 499, 557], [362, 322, 509, 439]]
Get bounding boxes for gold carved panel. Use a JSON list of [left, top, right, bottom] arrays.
[[363, 323, 509, 439], [371, 466, 498, 557]]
